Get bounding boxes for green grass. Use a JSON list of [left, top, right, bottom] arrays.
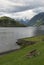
[[22, 35, 44, 42], [0, 35, 44, 65]]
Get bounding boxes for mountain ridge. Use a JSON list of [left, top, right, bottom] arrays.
[[27, 12, 44, 26], [0, 16, 26, 27]]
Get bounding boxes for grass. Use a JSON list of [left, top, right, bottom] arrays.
[[0, 35, 44, 65], [22, 35, 44, 42]]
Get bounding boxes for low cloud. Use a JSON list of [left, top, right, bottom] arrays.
[[0, 0, 44, 19], [33, 7, 44, 13]]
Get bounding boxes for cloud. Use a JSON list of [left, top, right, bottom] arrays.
[[0, 0, 44, 19], [33, 7, 44, 13], [0, 0, 44, 13], [9, 10, 36, 19]]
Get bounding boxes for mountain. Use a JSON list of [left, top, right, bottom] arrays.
[[0, 16, 26, 27], [16, 18, 29, 25], [27, 12, 44, 26]]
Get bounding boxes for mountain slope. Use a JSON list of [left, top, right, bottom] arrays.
[[16, 18, 29, 25], [27, 12, 44, 26], [0, 16, 26, 27]]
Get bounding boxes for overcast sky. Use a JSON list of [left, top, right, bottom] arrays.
[[0, 0, 44, 19]]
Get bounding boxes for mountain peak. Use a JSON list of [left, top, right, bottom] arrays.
[[27, 12, 44, 26]]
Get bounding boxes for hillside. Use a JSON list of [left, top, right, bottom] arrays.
[[0, 16, 26, 27], [0, 35, 44, 65], [27, 12, 44, 26], [16, 18, 29, 25]]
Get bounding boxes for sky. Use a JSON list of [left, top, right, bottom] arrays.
[[0, 0, 44, 19]]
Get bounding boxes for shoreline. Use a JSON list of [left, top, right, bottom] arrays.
[[0, 49, 20, 55], [0, 35, 44, 65], [0, 35, 44, 55]]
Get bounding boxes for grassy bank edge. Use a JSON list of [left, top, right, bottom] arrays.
[[0, 35, 44, 65]]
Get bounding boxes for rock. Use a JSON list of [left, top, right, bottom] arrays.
[[16, 39, 36, 46], [42, 39, 44, 41], [26, 49, 40, 58]]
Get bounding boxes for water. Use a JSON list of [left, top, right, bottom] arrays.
[[0, 26, 44, 53]]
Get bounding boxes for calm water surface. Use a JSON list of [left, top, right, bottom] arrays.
[[0, 26, 44, 53]]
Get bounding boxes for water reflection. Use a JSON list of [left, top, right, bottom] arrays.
[[0, 26, 44, 53]]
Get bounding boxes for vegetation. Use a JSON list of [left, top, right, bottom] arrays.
[[0, 16, 26, 27], [0, 35, 44, 65], [27, 12, 44, 26]]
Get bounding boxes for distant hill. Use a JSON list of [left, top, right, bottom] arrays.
[[27, 12, 44, 26], [0, 16, 26, 27], [16, 18, 29, 25]]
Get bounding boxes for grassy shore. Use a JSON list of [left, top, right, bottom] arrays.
[[0, 35, 44, 65]]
